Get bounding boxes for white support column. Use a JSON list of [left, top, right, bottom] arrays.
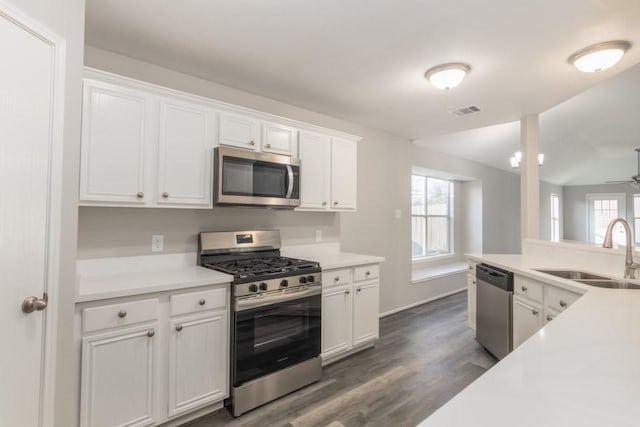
[[520, 114, 540, 241]]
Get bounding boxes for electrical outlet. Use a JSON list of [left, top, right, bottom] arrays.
[[394, 209, 402, 219], [151, 235, 164, 252], [315, 230, 322, 242]]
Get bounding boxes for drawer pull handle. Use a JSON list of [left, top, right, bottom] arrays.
[[357, 287, 362, 292], [468, 266, 472, 270], [136, 192, 144, 199], [334, 276, 340, 282], [118, 310, 127, 318], [365, 271, 371, 276], [559, 300, 567, 308], [334, 201, 339, 206], [345, 290, 350, 295], [176, 325, 183, 332], [521, 286, 528, 292], [147, 329, 155, 338], [322, 201, 327, 206], [265, 143, 272, 148], [249, 140, 255, 146], [472, 280, 476, 284], [546, 314, 554, 321], [162, 192, 169, 198], [531, 309, 539, 315], [199, 298, 206, 306]]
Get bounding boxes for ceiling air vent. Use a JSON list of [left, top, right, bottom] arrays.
[[447, 105, 481, 117]]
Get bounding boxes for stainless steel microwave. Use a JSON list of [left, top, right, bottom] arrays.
[[214, 146, 301, 208]]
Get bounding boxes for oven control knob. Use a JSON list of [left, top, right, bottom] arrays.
[[259, 282, 268, 291], [306, 275, 315, 283], [299, 276, 307, 284], [280, 279, 289, 288], [248, 284, 258, 293]]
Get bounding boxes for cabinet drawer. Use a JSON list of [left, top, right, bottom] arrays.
[[354, 264, 379, 282], [170, 287, 227, 317], [546, 285, 581, 312], [514, 276, 544, 304], [83, 298, 159, 333], [322, 268, 352, 288]]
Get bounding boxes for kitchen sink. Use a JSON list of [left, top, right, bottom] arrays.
[[574, 279, 640, 289], [534, 269, 610, 280]]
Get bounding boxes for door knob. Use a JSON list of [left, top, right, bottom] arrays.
[[22, 293, 48, 314]]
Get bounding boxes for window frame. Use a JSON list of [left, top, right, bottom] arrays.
[[411, 175, 454, 260], [634, 194, 640, 245], [586, 193, 626, 245]]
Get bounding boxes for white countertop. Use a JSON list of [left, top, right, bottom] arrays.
[[282, 243, 385, 270], [418, 254, 640, 427]]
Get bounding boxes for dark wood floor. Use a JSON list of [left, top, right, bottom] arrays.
[[186, 291, 495, 427]]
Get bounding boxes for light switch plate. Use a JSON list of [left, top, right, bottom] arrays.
[[151, 235, 164, 252], [315, 230, 322, 242]]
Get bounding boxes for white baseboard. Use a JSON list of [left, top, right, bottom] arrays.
[[379, 287, 466, 318]]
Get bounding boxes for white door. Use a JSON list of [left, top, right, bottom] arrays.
[[330, 137, 357, 210], [157, 98, 214, 206], [80, 325, 159, 427], [80, 79, 153, 203], [0, 4, 64, 426], [298, 131, 331, 209], [218, 112, 260, 150], [353, 282, 379, 345], [262, 122, 296, 156], [513, 297, 543, 349], [321, 285, 352, 358], [168, 311, 228, 418]]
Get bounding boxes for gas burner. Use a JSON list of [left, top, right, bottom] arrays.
[[203, 256, 319, 282]]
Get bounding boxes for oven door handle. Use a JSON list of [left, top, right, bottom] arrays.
[[285, 164, 294, 199], [235, 286, 320, 311]]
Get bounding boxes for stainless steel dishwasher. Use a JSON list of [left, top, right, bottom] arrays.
[[475, 263, 513, 360]]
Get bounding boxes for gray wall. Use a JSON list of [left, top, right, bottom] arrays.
[[539, 180, 563, 241], [461, 180, 483, 254], [81, 46, 521, 316], [563, 183, 636, 242]]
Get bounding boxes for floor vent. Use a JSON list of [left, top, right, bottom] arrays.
[[447, 105, 481, 117]]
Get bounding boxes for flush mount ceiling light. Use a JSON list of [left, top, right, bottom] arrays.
[[424, 63, 471, 90], [510, 151, 544, 168], [568, 40, 631, 73]]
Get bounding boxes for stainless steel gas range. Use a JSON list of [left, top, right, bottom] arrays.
[[198, 230, 322, 417]]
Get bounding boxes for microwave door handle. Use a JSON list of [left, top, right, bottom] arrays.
[[285, 164, 294, 198]]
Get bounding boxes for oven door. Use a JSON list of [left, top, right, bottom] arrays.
[[215, 147, 300, 207], [233, 291, 321, 386]]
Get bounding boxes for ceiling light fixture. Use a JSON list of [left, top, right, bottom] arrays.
[[510, 151, 544, 168], [425, 63, 471, 90], [568, 40, 631, 73]]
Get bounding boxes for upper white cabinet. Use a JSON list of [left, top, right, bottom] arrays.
[[80, 80, 153, 204], [298, 132, 358, 212], [218, 112, 260, 150], [262, 121, 297, 156], [157, 98, 214, 206]]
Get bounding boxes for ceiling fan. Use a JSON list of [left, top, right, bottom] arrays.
[[606, 148, 640, 189]]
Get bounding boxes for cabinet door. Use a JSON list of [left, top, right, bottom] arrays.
[[322, 284, 352, 358], [168, 311, 228, 418], [513, 297, 543, 349], [353, 281, 379, 346], [467, 273, 476, 331], [80, 80, 153, 203], [80, 325, 159, 427], [262, 122, 296, 156], [218, 112, 260, 150], [330, 137, 357, 210], [157, 99, 214, 207], [298, 131, 331, 209]]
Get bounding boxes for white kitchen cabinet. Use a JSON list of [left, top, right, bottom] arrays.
[[262, 122, 297, 156], [330, 137, 358, 210], [168, 310, 228, 418], [298, 131, 331, 209], [467, 262, 477, 331], [218, 112, 260, 150], [80, 324, 159, 427], [157, 98, 214, 206], [321, 284, 353, 359], [353, 281, 379, 345], [513, 296, 544, 349], [80, 80, 153, 204]]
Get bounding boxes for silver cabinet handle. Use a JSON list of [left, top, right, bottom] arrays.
[[357, 287, 362, 292], [365, 271, 371, 276], [162, 192, 169, 198], [21, 293, 48, 314], [334, 201, 339, 206], [531, 309, 539, 315], [559, 300, 567, 308], [345, 290, 350, 295], [136, 192, 144, 198], [521, 286, 528, 292], [322, 201, 327, 206], [199, 298, 206, 306], [472, 280, 476, 284], [176, 325, 183, 332], [118, 310, 127, 318], [468, 265, 473, 271], [546, 314, 554, 321], [334, 276, 340, 282], [147, 329, 155, 338], [248, 140, 255, 146], [265, 143, 272, 148]]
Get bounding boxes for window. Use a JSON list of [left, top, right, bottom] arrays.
[[634, 194, 640, 245], [550, 194, 560, 242], [587, 193, 626, 245], [412, 175, 453, 258]]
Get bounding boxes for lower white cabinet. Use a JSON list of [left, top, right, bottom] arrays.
[[168, 311, 228, 418], [78, 284, 229, 427], [321, 263, 380, 364], [513, 296, 543, 349], [81, 324, 159, 427]]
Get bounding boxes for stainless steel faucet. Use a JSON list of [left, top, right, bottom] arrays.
[[602, 218, 640, 279]]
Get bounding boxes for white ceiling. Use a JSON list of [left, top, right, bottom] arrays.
[[85, 0, 640, 140]]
